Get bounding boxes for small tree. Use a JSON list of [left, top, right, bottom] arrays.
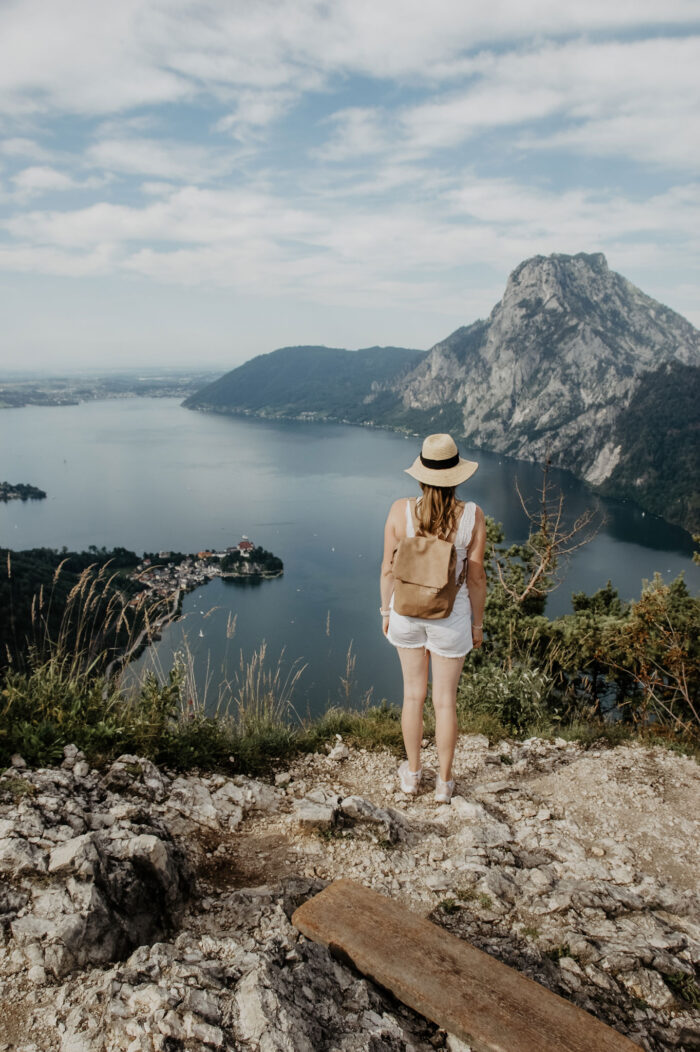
[[493, 457, 601, 607], [482, 458, 601, 668], [605, 574, 700, 734]]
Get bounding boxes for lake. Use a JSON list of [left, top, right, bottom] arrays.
[[2, 397, 697, 716]]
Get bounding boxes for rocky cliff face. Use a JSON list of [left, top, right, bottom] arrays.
[[381, 253, 700, 485]]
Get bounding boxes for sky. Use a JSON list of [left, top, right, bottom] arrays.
[[0, 0, 699, 372]]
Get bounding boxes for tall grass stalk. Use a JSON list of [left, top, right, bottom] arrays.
[[223, 643, 306, 733]]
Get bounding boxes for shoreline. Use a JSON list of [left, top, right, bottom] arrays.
[[185, 402, 699, 541], [116, 548, 284, 677]]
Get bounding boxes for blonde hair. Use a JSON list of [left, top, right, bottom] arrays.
[[416, 483, 459, 539]]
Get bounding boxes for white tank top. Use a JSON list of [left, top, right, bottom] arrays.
[[405, 500, 476, 583]]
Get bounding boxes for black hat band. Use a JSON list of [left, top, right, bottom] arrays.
[[419, 452, 460, 470]]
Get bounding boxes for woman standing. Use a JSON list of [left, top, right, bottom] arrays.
[[380, 434, 487, 803]]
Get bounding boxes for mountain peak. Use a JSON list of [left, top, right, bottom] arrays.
[[511, 251, 609, 281], [498, 251, 611, 317], [394, 251, 699, 496]]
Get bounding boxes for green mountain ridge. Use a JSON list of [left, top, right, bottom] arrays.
[[184, 345, 426, 421]]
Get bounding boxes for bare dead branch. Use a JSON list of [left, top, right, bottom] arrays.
[[494, 455, 603, 604]]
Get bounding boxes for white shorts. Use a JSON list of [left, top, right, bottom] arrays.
[[386, 590, 473, 659]]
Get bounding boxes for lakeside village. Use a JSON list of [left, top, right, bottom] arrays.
[[127, 537, 283, 608]]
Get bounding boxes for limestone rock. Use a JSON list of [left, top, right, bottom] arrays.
[[2, 792, 189, 982], [450, 797, 512, 846], [48, 833, 102, 878], [1, 739, 698, 1052], [164, 776, 220, 831], [103, 753, 168, 802], [293, 797, 338, 832], [0, 836, 48, 876], [620, 968, 676, 1010], [233, 776, 282, 812], [340, 795, 404, 843]]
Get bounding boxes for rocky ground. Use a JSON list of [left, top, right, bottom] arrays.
[[0, 734, 698, 1051]]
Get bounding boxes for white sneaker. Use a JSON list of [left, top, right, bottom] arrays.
[[398, 761, 422, 795], [435, 775, 454, 804]]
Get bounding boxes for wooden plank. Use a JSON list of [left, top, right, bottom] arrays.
[[292, 879, 640, 1052]]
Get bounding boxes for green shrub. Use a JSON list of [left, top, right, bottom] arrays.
[[457, 661, 551, 734]]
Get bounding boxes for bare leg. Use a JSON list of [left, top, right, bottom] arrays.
[[431, 653, 466, 782], [396, 646, 429, 772]]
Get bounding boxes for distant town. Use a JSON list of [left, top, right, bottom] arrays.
[[128, 537, 283, 609], [0, 368, 221, 409]]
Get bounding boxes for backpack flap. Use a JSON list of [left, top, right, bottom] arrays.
[[392, 536, 455, 588]]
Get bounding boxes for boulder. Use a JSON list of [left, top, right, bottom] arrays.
[[293, 797, 337, 832], [619, 968, 676, 1010], [0, 836, 48, 876], [340, 796, 404, 843]]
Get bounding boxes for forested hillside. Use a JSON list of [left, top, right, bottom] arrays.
[[1, 547, 140, 670], [600, 361, 700, 533], [184, 345, 425, 419]]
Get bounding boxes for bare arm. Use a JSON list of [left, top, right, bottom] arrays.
[[380, 500, 404, 635], [466, 505, 487, 648]]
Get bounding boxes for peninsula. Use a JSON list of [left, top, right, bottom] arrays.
[[132, 537, 283, 601], [112, 538, 284, 668], [0, 538, 283, 678]]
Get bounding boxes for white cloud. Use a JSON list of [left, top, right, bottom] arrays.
[[314, 108, 391, 162], [86, 137, 238, 183], [4, 185, 325, 251], [3, 176, 698, 321], [12, 165, 74, 194], [525, 113, 700, 170], [0, 241, 117, 277], [10, 165, 105, 197], [0, 137, 52, 160], [0, 0, 189, 116], [396, 37, 700, 167], [214, 90, 297, 141], [0, 1, 698, 119]]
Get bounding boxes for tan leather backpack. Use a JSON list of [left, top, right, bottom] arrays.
[[391, 502, 467, 620]]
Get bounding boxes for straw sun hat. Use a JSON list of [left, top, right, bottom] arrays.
[[405, 433, 478, 487]]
